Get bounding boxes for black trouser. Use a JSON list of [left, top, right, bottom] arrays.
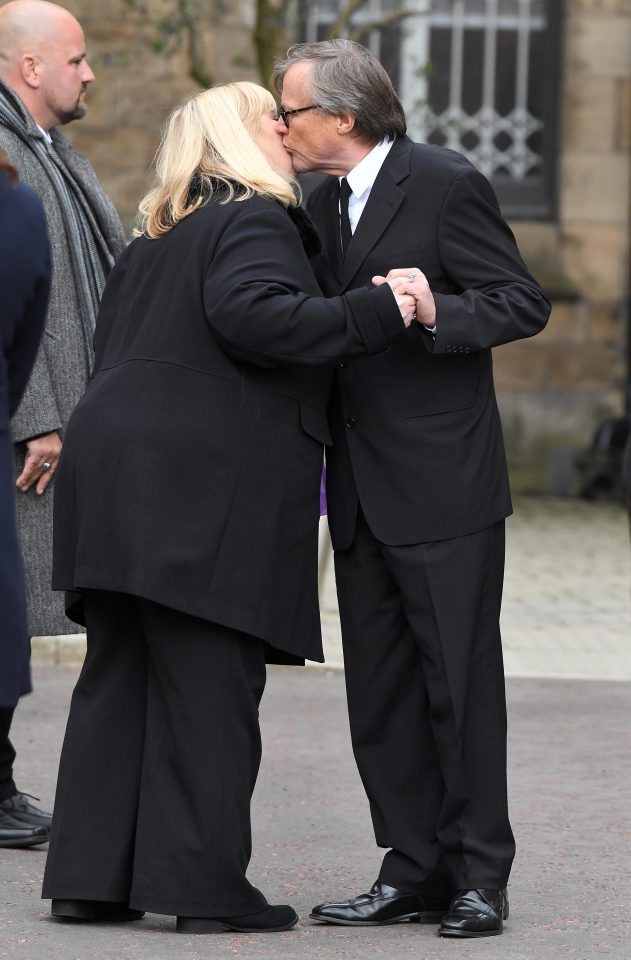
[[334, 511, 515, 893], [0, 706, 17, 802], [42, 590, 268, 918]]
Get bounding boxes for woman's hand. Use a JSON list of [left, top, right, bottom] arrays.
[[393, 292, 417, 327], [374, 268, 437, 330]]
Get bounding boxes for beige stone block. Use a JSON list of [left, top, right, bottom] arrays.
[[566, 16, 631, 78], [560, 154, 630, 223], [617, 77, 631, 150], [537, 301, 588, 344], [587, 303, 628, 341], [560, 225, 627, 301], [547, 343, 625, 389], [111, 74, 199, 129], [581, 341, 626, 387], [563, 76, 617, 151], [572, 1, 631, 14], [493, 341, 549, 391], [511, 223, 562, 261], [102, 170, 155, 233], [213, 26, 259, 82]]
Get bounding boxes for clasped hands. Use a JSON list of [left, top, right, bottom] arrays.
[[374, 268, 436, 330]]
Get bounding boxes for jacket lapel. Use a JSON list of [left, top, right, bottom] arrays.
[[309, 176, 344, 285], [340, 137, 413, 290]]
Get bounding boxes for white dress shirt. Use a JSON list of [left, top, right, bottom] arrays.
[[37, 124, 53, 144], [339, 138, 394, 234], [340, 139, 435, 333]]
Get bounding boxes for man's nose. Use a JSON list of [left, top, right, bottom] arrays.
[[81, 59, 95, 83]]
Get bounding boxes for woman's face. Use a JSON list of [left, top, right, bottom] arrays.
[[255, 108, 295, 178]]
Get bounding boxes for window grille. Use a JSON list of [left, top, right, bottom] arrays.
[[300, 0, 561, 219]]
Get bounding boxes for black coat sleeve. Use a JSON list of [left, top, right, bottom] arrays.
[[202, 199, 405, 368], [431, 168, 551, 353], [0, 183, 50, 420]]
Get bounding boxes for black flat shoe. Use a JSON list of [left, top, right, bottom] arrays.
[[0, 809, 48, 848], [51, 899, 145, 923], [310, 881, 450, 926], [0, 792, 52, 832], [438, 888, 509, 938], [177, 904, 298, 934]]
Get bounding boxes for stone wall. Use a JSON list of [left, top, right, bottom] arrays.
[[61, 0, 260, 231], [496, 0, 630, 491], [6, 1, 630, 492]]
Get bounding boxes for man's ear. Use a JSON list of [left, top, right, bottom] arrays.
[[336, 114, 356, 137], [21, 54, 42, 89]]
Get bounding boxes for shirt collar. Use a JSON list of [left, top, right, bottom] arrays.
[[36, 124, 53, 144], [343, 138, 395, 199]]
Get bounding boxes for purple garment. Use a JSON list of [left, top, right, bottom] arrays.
[[320, 465, 327, 516]]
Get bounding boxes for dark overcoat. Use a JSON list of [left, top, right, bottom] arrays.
[[307, 138, 551, 548], [0, 175, 50, 706], [52, 194, 404, 663]]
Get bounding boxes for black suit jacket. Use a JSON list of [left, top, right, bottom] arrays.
[[307, 138, 551, 548], [52, 195, 404, 663]]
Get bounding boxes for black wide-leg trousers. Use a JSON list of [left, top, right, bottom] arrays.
[[334, 511, 515, 893], [42, 590, 268, 918]]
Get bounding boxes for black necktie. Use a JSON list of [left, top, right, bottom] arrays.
[[339, 178, 352, 258]]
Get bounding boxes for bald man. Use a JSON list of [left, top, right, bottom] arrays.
[[0, 1, 126, 839]]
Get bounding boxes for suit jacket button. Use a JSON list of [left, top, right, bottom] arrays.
[[345, 417, 357, 429], [338, 361, 347, 368]]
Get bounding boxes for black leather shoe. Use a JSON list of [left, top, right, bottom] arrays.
[[51, 899, 145, 922], [310, 881, 450, 926], [177, 904, 298, 933], [438, 888, 509, 938], [0, 792, 52, 832], [0, 809, 48, 848]]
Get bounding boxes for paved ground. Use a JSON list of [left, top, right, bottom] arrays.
[[32, 496, 631, 680], [2, 496, 630, 959], [321, 497, 631, 679]]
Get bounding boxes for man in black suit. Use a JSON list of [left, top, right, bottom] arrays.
[[273, 40, 550, 938]]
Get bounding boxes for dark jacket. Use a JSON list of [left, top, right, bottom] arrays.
[[0, 174, 50, 705], [52, 194, 404, 662], [307, 138, 551, 548]]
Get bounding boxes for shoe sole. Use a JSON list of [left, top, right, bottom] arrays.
[[177, 916, 298, 934], [309, 911, 446, 926], [0, 835, 48, 849], [439, 927, 503, 937]]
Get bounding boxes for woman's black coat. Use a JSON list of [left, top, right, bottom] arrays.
[[0, 175, 50, 705], [53, 194, 404, 662]]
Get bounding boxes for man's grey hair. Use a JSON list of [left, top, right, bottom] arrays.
[[272, 39, 406, 142]]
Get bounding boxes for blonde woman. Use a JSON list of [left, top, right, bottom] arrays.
[[41, 83, 417, 934]]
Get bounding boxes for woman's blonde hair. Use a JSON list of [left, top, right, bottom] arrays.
[[136, 82, 297, 239]]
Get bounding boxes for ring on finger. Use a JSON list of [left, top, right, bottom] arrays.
[[406, 273, 416, 280], [42, 462, 52, 471]]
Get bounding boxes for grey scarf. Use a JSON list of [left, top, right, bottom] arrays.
[[0, 80, 114, 374]]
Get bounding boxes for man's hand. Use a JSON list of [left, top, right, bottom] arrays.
[[374, 268, 437, 330], [16, 431, 62, 495]]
